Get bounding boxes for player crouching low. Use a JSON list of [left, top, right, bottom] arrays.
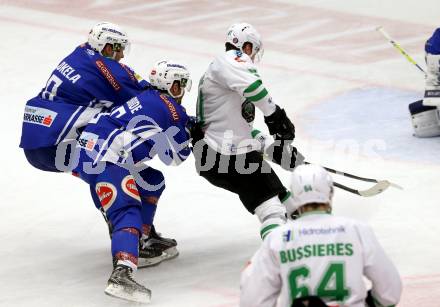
[[409, 27, 440, 137], [240, 164, 402, 307], [72, 60, 192, 303]]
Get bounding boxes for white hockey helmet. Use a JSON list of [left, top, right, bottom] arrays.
[[149, 60, 192, 99], [88, 22, 130, 56], [226, 22, 264, 62], [290, 164, 334, 214]]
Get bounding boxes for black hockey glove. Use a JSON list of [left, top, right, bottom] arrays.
[[186, 116, 205, 148], [264, 105, 295, 140], [266, 140, 304, 171]]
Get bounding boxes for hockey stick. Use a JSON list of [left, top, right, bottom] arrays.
[[376, 26, 426, 76], [333, 180, 391, 197], [303, 161, 403, 191], [252, 130, 401, 197], [276, 154, 396, 197]]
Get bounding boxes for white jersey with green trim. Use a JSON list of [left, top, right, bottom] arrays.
[[197, 50, 276, 155], [240, 212, 402, 307]]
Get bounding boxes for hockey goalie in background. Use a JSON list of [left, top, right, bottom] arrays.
[[409, 27, 440, 137]]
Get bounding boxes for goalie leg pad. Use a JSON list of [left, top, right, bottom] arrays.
[[409, 100, 440, 137]]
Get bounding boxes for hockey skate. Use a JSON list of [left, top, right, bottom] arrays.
[[104, 263, 151, 304], [138, 225, 179, 268]]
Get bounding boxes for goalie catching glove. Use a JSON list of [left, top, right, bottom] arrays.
[[264, 105, 295, 140]]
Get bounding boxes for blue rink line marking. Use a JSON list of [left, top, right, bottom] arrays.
[[300, 87, 440, 164]]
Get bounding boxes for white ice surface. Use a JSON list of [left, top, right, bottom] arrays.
[[1, 1, 440, 306]]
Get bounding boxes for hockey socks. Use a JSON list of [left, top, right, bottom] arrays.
[[141, 196, 158, 227], [254, 196, 287, 240], [112, 227, 140, 268]]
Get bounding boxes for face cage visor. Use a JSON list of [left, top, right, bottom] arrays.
[[167, 77, 192, 99], [111, 41, 131, 57]]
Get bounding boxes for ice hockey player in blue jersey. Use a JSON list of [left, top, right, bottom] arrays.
[[19, 22, 147, 171], [409, 27, 440, 137], [71, 60, 192, 303]]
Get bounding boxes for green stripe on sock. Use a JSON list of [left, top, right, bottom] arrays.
[[260, 224, 280, 240]]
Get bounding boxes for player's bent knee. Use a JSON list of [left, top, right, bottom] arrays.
[[136, 168, 166, 197], [254, 196, 286, 222], [108, 205, 143, 234], [254, 196, 287, 239]]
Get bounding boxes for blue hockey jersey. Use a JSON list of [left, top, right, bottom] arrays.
[[19, 43, 148, 149], [73, 89, 190, 180], [426, 28, 440, 55]]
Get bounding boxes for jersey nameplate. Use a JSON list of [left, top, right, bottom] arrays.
[[56, 61, 81, 84]]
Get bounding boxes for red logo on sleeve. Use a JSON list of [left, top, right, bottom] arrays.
[[159, 94, 180, 122], [95, 60, 121, 91], [120, 63, 136, 81]]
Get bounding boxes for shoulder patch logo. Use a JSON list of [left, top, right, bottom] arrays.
[[121, 175, 141, 201], [95, 59, 121, 91], [96, 182, 117, 211]]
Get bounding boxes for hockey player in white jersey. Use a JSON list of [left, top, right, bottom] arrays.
[[240, 164, 402, 307], [193, 22, 298, 240]]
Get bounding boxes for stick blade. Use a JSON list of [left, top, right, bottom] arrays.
[[389, 182, 403, 190], [358, 180, 391, 197]]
